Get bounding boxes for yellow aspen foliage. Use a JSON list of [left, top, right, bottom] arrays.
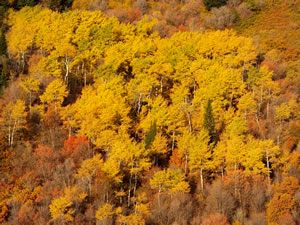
[[49, 186, 86, 222], [177, 129, 211, 190], [40, 79, 68, 109], [139, 96, 171, 133], [242, 136, 267, 175], [20, 77, 40, 95], [188, 130, 211, 191], [135, 17, 158, 36], [96, 203, 114, 221], [70, 80, 130, 147], [59, 104, 79, 137], [247, 66, 279, 112], [188, 130, 211, 173], [102, 158, 123, 183], [260, 139, 280, 177], [225, 135, 246, 172], [226, 116, 247, 137], [177, 131, 195, 173], [149, 132, 168, 155], [117, 213, 146, 225], [75, 154, 103, 196], [38, 56, 62, 78], [20, 77, 40, 113], [49, 196, 74, 222], [107, 133, 151, 206], [150, 169, 190, 194], [76, 154, 103, 179], [6, 7, 40, 69], [64, 186, 87, 202], [276, 102, 291, 126], [212, 140, 227, 176], [133, 192, 150, 217], [238, 92, 257, 117], [0, 100, 27, 147]]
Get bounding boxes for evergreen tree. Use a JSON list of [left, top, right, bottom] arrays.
[[203, 100, 217, 144], [0, 0, 9, 26], [203, 0, 228, 11], [145, 121, 157, 150], [0, 29, 7, 56], [50, 0, 73, 11], [13, 0, 39, 10], [0, 58, 8, 95]]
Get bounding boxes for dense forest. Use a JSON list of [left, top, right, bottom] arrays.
[[0, 0, 299, 224]]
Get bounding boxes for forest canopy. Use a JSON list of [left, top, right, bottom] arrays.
[[0, 1, 299, 225]]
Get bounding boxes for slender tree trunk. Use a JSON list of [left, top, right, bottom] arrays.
[[88, 178, 92, 203], [200, 168, 204, 192], [148, 87, 152, 99], [128, 164, 134, 207], [134, 172, 138, 197], [120, 184, 123, 204], [221, 167, 224, 181], [65, 59, 69, 85], [171, 129, 175, 151], [11, 120, 17, 147], [186, 111, 192, 132], [259, 86, 263, 114], [29, 92, 32, 116], [266, 150, 271, 185], [158, 187, 161, 208], [137, 94, 142, 114], [21, 52, 25, 73], [68, 126, 72, 138], [234, 162, 237, 198]]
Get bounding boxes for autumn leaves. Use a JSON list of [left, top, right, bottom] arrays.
[[2, 5, 295, 224]]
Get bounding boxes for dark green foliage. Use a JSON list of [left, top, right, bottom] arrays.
[[203, 0, 228, 11], [0, 0, 9, 26], [0, 59, 8, 95], [50, 0, 61, 11], [145, 121, 157, 150], [0, 29, 7, 56], [13, 0, 39, 10], [50, 0, 73, 11], [203, 100, 217, 144]]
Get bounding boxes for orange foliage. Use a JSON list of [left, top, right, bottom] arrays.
[[201, 213, 230, 225], [178, 24, 189, 32], [127, 8, 142, 23], [18, 204, 35, 225], [62, 136, 89, 167], [0, 201, 8, 223], [278, 213, 296, 225], [28, 54, 43, 76], [34, 144, 59, 179], [274, 176, 300, 196], [169, 149, 184, 169], [266, 193, 296, 224], [51, 188, 64, 198], [34, 145, 58, 162]]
